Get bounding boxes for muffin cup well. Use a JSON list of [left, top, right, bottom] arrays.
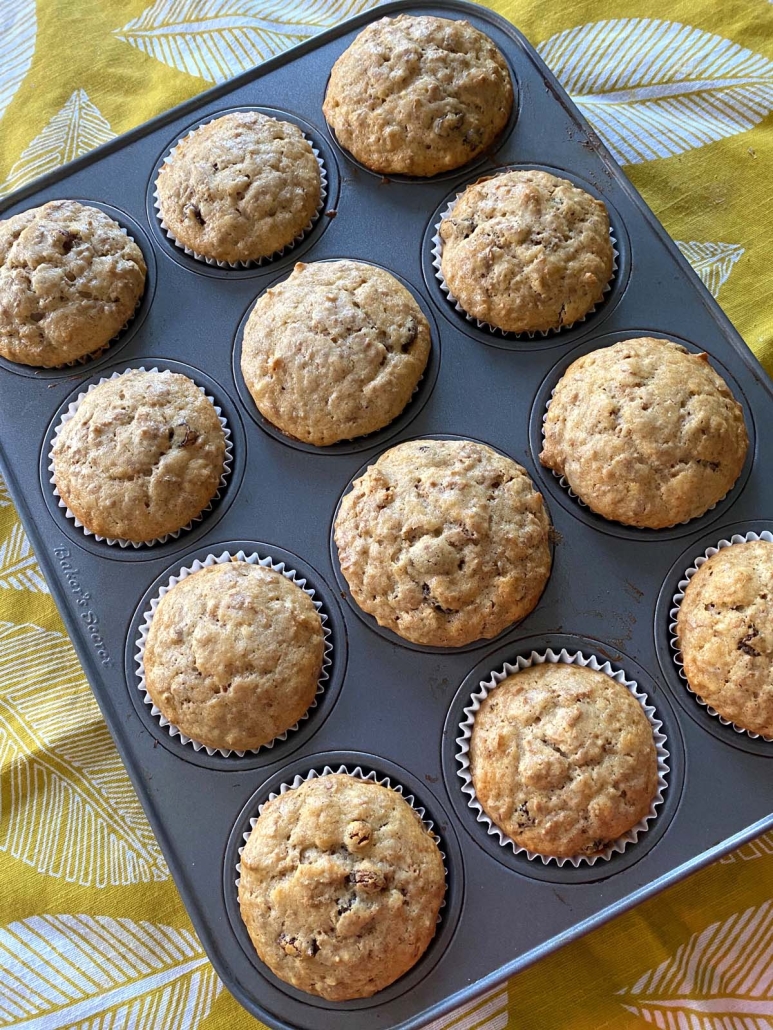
[[431, 196, 617, 339], [540, 385, 738, 531], [153, 115, 327, 269], [48, 366, 233, 548], [455, 648, 669, 867], [134, 549, 333, 758], [234, 763, 447, 927], [669, 530, 773, 743]]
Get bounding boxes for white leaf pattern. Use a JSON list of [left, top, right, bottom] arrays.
[[618, 901, 773, 1026], [676, 240, 745, 298], [0, 914, 222, 1027], [0, 524, 49, 594], [538, 19, 773, 165], [0, 89, 115, 198], [114, 0, 382, 83], [721, 831, 773, 864], [0, 0, 36, 125], [0, 477, 10, 509], [423, 986, 508, 1030], [0, 621, 169, 886]]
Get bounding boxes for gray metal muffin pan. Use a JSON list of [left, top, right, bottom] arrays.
[[1, 2, 771, 1027]]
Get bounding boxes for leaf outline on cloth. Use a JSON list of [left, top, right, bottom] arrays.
[[422, 985, 508, 1030], [618, 900, 773, 1024], [113, 0, 383, 84], [0, 477, 10, 509], [0, 523, 49, 594], [676, 240, 745, 298], [0, 89, 115, 198], [0, 621, 168, 886], [537, 19, 773, 165], [0, 0, 36, 126], [0, 913, 222, 1026]]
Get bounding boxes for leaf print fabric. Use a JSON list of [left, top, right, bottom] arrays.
[[0, 90, 115, 198], [0, 0, 36, 125], [537, 19, 773, 165], [676, 241, 745, 298], [0, 914, 222, 1027], [114, 0, 383, 83], [0, 0, 772, 1028]]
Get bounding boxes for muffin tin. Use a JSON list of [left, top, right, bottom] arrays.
[[0, 1, 771, 1027]]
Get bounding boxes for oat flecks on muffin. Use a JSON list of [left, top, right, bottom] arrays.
[[677, 540, 773, 738], [238, 774, 445, 1000], [334, 438, 551, 647], [143, 562, 324, 751], [470, 664, 659, 858], [155, 111, 321, 264], [52, 369, 226, 543], [323, 15, 513, 177], [540, 337, 748, 529], [0, 200, 146, 367], [241, 260, 431, 446], [439, 169, 613, 334]]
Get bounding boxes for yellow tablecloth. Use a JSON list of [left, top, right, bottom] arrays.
[[1, 0, 772, 1026]]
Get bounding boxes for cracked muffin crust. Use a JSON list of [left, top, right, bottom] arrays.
[[51, 369, 226, 542], [677, 540, 773, 738], [155, 111, 321, 264], [241, 260, 431, 445], [470, 664, 659, 858], [334, 438, 552, 647], [0, 200, 146, 367], [238, 773, 445, 999], [439, 169, 613, 333], [143, 562, 324, 751], [322, 15, 513, 177], [540, 337, 748, 528]]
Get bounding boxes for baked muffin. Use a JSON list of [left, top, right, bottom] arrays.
[[323, 16, 512, 176], [469, 664, 659, 858], [540, 338, 748, 528], [677, 540, 773, 738], [334, 439, 551, 646], [241, 260, 431, 445], [143, 562, 324, 751], [0, 200, 146, 367], [155, 111, 321, 264], [238, 773, 445, 999], [52, 369, 226, 542], [439, 170, 613, 333]]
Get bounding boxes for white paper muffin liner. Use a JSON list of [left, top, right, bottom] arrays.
[[134, 550, 333, 757], [431, 188, 618, 338], [48, 366, 233, 548], [235, 764, 447, 928], [42, 224, 145, 369], [154, 113, 327, 268], [456, 648, 669, 867], [540, 385, 730, 529], [669, 531, 773, 742]]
